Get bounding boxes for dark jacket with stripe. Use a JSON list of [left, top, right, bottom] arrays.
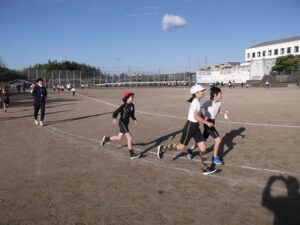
[[113, 103, 136, 124]]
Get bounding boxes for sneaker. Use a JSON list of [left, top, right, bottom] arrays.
[[101, 136, 108, 146], [187, 149, 193, 160], [202, 166, 217, 175], [129, 150, 140, 159], [39, 121, 43, 126], [213, 156, 224, 165], [157, 145, 165, 159], [34, 120, 39, 125]]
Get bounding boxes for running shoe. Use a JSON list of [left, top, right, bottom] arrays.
[[202, 165, 217, 175], [39, 121, 43, 126], [101, 136, 107, 146], [157, 145, 164, 159], [35, 120, 39, 125], [187, 149, 193, 160], [129, 151, 140, 159], [213, 156, 224, 165]]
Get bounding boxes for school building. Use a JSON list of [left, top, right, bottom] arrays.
[[196, 36, 300, 84]]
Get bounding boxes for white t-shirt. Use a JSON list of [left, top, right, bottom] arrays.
[[188, 98, 201, 122], [201, 100, 221, 120]]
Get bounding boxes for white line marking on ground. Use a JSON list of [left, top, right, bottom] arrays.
[[45, 125, 298, 176], [78, 93, 300, 129], [44, 125, 295, 192]]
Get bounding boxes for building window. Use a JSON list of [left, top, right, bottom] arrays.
[[268, 50, 272, 56], [252, 52, 255, 58], [258, 52, 261, 57], [287, 47, 291, 54], [247, 53, 250, 59], [280, 48, 284, 55], [295, 46, 299, 53], [263, 51, 266, 57], [274, 49, 278, 55]]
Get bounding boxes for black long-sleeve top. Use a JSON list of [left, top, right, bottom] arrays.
[[32, 85, 47, 104], [113, 103, 136, 124]]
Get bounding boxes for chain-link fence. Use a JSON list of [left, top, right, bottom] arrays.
[[21, 70, 196, 87]]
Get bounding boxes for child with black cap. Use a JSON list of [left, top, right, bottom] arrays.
[[101, 91, 140, 159]]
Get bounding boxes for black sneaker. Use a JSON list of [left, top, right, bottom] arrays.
[[101, 136, 107, 146], [202, 165, 217, 175], [129, 150, 140, 159], [157, 145, 164, 159]]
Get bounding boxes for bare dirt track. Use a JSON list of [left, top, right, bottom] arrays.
[[1, 86, 300, 225]]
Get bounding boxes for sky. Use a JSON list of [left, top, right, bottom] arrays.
[[0, 0, 299, 74]]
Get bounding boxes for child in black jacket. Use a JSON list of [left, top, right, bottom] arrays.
[[101, 91, 140, 159]]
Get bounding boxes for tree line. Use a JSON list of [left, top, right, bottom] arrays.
[[0, 59, 103, 82]]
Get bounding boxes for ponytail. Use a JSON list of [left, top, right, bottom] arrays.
[[187, 94, 195, 103]]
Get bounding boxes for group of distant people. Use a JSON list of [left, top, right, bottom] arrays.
[[52, 83, 76, 96], [210, 80, 249, 89]]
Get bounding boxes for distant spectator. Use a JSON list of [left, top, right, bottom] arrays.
[[32, 78, 47, 126], [2, 88, 9, 112], [71, 87, 76, 96], [17, 83, 21, 93]]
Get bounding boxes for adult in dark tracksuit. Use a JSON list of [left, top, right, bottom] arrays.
[[101, 91, 140, 159], [32, 78, 47, 126]]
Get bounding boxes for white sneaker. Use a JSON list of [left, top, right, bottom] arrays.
[[39, 121, 43, 126], [35, 120, 39, 125]]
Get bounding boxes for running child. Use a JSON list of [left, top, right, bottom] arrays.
[[101, 91, 140, 159], [201, 86, 227, 164], [157, 84, 217, 175]]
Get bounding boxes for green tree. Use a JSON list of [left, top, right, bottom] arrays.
[[26, 60, 103, 79], [272, 54, 300, 74]]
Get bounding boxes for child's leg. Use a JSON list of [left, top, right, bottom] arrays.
[[213, 137, 222, 158], [124, 133, 132, 150], [197, 141, 208, 167], [110, 133, 124, 141]]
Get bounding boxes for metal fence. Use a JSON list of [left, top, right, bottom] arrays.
[[22, 70, 196, 87]]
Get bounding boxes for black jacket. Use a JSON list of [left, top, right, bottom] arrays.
[[32, 85, 47, 104], [113, 103, 136, 124]]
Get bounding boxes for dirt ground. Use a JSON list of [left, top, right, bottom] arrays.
[[0, 86, 300, 225]]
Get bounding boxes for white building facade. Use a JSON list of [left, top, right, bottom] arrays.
[[196, 36, 300, 83]]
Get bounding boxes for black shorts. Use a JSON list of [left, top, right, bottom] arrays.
[[118, 120, 130, 134], [203, 119, 220, 139], [180, 121, 205, 146]]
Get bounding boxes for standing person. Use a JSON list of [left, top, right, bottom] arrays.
[[32, 78, 47, 126], [2, 88, 9, 112], [71, 86, 76, 96], [199, 86, 227, 165], [157, 84, 217, 175], [101, 91, 140, 159]]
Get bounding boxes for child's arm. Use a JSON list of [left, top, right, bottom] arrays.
[[131, 105, 137, 126], [194, 111, 213, 127], [112, 104, 124, 120]]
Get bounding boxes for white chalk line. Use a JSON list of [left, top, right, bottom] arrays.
[[44, 125, 296, 193], [45, 125, 298, 177], [78, 93, 300, 129]]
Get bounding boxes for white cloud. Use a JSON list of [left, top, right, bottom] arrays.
[[162, 14, 187, 31]]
